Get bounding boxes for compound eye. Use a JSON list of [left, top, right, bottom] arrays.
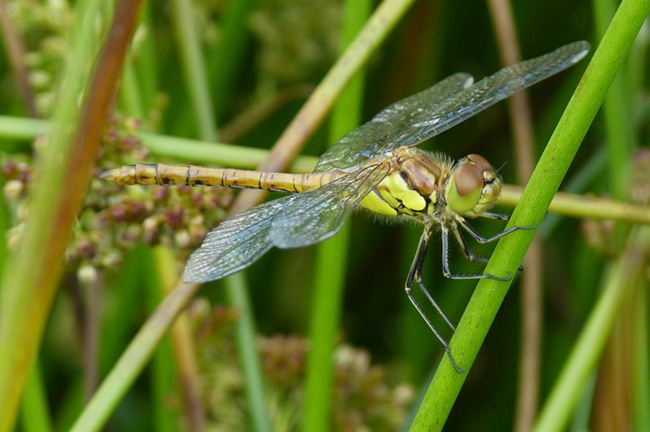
[[454, 163, 483, 196], [467, 154, 493, 172], [447, 163, 483, 214]]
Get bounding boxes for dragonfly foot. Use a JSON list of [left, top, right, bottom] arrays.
[[446, 349, 465, 374], [486, 271, 511, 282]]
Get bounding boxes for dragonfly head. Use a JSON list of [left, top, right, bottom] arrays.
[[446, 154, 501, 217]]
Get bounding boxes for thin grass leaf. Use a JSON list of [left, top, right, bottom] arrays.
[[533, 227, 650, 432], [170, 0, 218, 140], [303, 1, 370, 430]]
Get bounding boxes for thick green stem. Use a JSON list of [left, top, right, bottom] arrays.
[[532, 227, 650, 432], [408, 0, 650, 430], [302, 0, 369, 429]]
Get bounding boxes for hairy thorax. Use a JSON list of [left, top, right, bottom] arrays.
[[359, 148, 452, 221]]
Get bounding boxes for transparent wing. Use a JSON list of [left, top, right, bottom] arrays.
[[371, 41, 590, 156], [314, 73, 474, 173], [183, 164, 389, 283], [271, 163, 390, 247], [182, 196, 292, 283], [315, 41, 589, 173]]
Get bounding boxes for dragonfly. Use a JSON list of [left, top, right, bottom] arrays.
[[103, 41, 590, 373]]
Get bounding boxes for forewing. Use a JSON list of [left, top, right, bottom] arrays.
[[314, 73, 473, 173], [183, 196, 295, 283], [381, 41, 590, 152], [271, 164, 390, 248]]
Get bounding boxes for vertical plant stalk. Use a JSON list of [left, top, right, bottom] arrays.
[[83, 278, 102, 400], [170, 0, 272, 428], [67, 278, 98, 398], [532, 227, 650, 432], [208, 0, 257, 117], [486, 1, 542, 431], [593, 0, 635, 204], [19, 362, 53, 432], [303, 1, 370, 430], [590, 0, 636, 428], [155, 248, 206, 432], [632, 285, 650, 431], [229, 0, 418, 215], [0, 0, 144, 430], [170, 0, 218, 141], [69, 282, 203, 432], [224, 273, 272, 432], [408, 0, 650, 430], [0, 0, 38, 116]]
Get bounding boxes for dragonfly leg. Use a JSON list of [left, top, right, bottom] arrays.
[[442, 227, 510, 281], [405, 226, 463, 373], [453, 224, 527, 273], [481, 211, 510, 221], [451, 224, 488, 264], [407, 226, 457, 331], [457, 218, 536, 244], [405, 290, 464, 373]]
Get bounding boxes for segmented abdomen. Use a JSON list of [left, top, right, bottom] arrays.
[[102, 163, 344, 193]]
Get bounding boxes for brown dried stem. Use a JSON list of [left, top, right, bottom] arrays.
[[0, 0, 144, 430]]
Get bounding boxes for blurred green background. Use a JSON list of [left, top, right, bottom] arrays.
[[1, 0, 648, 431]]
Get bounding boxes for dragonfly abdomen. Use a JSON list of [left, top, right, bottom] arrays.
[[101, 163, 344, 193]]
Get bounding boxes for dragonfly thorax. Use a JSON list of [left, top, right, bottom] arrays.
[[359, 148, 449, 218], [359, 150, 501, 220]]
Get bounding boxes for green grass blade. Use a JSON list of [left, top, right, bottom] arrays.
[[208, 0, 257, 117], [532, 227, 650, 432], [303, 1, 370, 429], [225, 273, 272, 432], [167, 1, 271, 426], [134, 6, 160, 115], [19, 363, 53, 432], [408, 0, 650, 429], [68, 282, 203, 432], [120, 59, 145, 120], [594, 0, 635, 203], [170, 0, 218, 140]]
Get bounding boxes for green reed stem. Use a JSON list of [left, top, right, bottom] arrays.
[[19, 364, 53, 432], [303, 1, 370, 430], [408, 0, 650, 430], [532, 227, 650, 432], [170, 0, 218, 140], [225, 274, 272, 432], [170, 2, 271, 427], [208, 0, 257, 117]]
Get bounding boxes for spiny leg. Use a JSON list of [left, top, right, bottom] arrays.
[[442, 226, 510, 282], [451, 224, 488, 264], [461, 215, 531, 272], [481, 211, 510, 221], [405, 226, 463, 373], [408, 226, 456, 331], [457, 218, 536, 244]]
